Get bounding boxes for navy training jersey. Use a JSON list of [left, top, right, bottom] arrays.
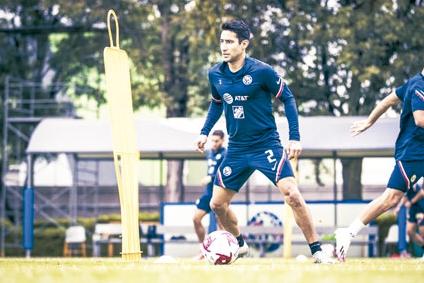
[[395, 72, 424, 161], [206, 147, 226, 179], [203, 57, 299, 149]]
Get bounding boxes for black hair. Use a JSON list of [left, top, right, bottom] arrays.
[[211, 130, 225, 139], [221, 20, 250, 43]]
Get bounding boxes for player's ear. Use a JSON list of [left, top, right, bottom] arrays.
[[241, 39, 249, 49]]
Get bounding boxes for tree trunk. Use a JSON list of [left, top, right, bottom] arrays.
[[340, 158, 363, 200], [159, 11, 190, 202], [165, 160, 184, 202]]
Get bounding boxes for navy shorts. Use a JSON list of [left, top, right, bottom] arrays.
[[195, 182, 213, 212], [387, 160, 424, 192], [408, 205, 424, 226], [213, 145, 294, 192]]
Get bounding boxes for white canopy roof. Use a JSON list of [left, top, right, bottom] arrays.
[[25, 116, 399, 159]]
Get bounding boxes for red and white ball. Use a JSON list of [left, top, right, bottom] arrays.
[[201, 230, 240, 265]]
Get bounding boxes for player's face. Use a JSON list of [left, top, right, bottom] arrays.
[[220, 30, 248, 63], [210, 135, 224, 152]]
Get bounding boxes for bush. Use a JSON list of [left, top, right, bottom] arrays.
[[1, 211, 160, 257]]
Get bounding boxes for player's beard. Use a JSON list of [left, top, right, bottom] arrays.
[[222, 52, 244, 64]]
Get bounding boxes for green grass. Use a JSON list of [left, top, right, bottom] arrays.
[[1, 257, 423, 283]]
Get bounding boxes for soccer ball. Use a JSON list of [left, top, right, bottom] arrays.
[[201, 230, 240, 265]]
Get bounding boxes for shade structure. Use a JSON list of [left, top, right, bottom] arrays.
[[26, 116, 398, 159]]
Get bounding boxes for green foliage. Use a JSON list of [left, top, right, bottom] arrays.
[[1, 1, 423, 117], [2, 212, 159, 257], [96, 212, 160, 223]]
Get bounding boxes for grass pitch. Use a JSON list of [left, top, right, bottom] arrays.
[[1, 257, 423, 283]]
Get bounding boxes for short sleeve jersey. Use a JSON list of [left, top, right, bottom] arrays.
[[206, 147, 226, 179], [394, 72, 424, 161], [208, 57, 298, 149]]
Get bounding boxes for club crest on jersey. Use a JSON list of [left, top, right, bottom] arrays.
[[411, 175, 417, 183], [232, 106, 245, 119], [223, 93, 233, 104], [222, 166, 232, 176], [243, 75, 252, 85]]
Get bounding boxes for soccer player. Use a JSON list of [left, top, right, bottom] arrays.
[[394, 181, 424, 259], [194, 19, 334, 264], [336, 67, 424, 262], [192, 129, 226, 260]]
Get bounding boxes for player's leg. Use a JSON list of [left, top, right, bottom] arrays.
[[209, 151, 253, 258], [192, 208, 208, 260], [419, 222, 424, 260], [254, 146, 334, 263], [210, 185, 250, 258], [209, 185, 239, 237], [336, 160, 422, 262], [193, 185, 214, 243], [276, 176, 334, 263], [193, 207, 208, 243], [407, 206, 424, 249], [407, 221, 423, 245], [359, 189, 404, 225], [276, 176, 319, 243], [193, 190, 213, 260]]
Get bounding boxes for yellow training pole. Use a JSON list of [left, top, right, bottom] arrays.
[[283, 157, 298, 259], [103, 9, 141, 261]]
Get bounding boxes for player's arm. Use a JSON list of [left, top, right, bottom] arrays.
[[195, 99, 223, 153], [351, 91, 401, 137], [195, 82, 223, 152], [394, 194, 407, 216], [412, 88, 424, 128], [263, 68, 301, 159], [410, 186, 424, 205], [413, 110, 424, 128], [415, 69, 424, 127], [282, 94, 302, 159]]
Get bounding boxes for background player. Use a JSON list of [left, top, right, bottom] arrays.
[[394, 180, 424, 259], [336, 67, 424, 262], [192, 130, 226, 260], [194, 19, 334, 264]]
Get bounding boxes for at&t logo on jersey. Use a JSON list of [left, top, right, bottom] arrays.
[[223, 93, 233, 104], [232, 106, 245, 119]]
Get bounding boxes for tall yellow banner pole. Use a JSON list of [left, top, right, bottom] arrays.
[[283, 157, 298, 259], [103, 10, 141, 261]]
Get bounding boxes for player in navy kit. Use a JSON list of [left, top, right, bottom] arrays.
[[394, 181, 424, 259], [336, 67, 424, 262], [194, 20, 334, 263], [192, 130, 226, 260]]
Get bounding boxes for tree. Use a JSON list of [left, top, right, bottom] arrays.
[[270, 0, 424, 199], [1, 0, 423, 203]]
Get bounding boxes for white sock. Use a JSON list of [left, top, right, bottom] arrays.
[[348, 218, 365, 237]]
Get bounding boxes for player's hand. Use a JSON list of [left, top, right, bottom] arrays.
[[351, 120, 372, 137], [286, 140, 302, 160], [194, 134, 208, 153]]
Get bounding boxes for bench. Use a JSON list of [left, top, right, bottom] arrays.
[[92, 223, 379, 258], [153, 224, 379, 258], [92, 223, 167, 257], [92, 223, 124, 257], [239, 225, 379, 257]]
